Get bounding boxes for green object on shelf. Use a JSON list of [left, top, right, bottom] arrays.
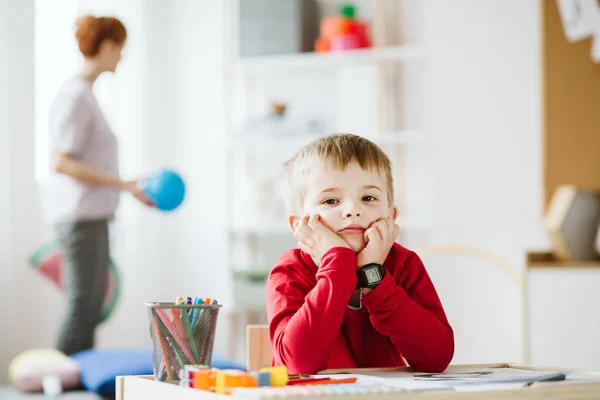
[[340, 3, 356, 19], [233, 269, 271, 283]]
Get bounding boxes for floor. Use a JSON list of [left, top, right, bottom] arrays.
[[0, 387, 102, 400]]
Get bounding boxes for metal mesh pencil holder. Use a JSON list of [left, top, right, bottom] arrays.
[[146, 302, 221, 381]]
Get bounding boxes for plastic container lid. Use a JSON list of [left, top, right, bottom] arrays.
[[340, 4, 356, 18]]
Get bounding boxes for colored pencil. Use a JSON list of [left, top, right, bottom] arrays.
[[180, 308, 200, 362], [155, 308, 195, 363], [151, 314, 175, 380]]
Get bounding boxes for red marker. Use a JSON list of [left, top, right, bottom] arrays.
[[287, 377, 329, 386], [304, 377, 358, 386]]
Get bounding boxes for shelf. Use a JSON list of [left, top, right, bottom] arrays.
[[231, 216, 429, 235], [232, 269, 271, 283], [227, 130, 425, 151], [235, 45, 424, 71], [526, 251, 600, 268]]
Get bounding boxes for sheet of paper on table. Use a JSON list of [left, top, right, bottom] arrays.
[[320, 367, 600, 392]]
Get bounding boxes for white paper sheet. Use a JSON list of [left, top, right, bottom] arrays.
[[339, 367, 580, 392]]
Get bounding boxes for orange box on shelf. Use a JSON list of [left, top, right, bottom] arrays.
[[320, 16, 352, 38]]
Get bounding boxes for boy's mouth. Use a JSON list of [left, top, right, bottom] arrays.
[[339, 224, 366, 235]]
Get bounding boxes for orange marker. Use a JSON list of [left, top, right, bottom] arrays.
[[304, 377, 358, 386], [203, 297, 211, 305], [215, 370, 257, 394], [192, 369, 217, 391]]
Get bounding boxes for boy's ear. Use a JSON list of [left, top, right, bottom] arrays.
[[389, 206, 398, 220], [288, 215, 299, 232]]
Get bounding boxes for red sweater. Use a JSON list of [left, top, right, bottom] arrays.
[[266, 244, 454, 375]]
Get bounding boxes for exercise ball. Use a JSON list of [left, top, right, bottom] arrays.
[[142, 169, 186, 211]]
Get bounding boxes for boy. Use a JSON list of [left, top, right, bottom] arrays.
[[266, 134, 454, 375]]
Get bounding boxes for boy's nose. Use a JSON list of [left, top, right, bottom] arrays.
[[343, 203, 362, 218]]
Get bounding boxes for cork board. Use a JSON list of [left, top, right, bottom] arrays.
[[542, 0, 600, 208]]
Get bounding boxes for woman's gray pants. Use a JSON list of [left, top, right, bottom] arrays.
[[54, 219, 109, 355]]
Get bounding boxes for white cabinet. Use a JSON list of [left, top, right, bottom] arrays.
[[525, 252, 600, 369]]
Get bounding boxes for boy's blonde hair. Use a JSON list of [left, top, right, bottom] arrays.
[[282, 133, 394, 214]]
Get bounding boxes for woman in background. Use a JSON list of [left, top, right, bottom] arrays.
[[46, 15, 152, 355]]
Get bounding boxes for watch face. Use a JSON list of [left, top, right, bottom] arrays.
[[365, 265, 383, 283]]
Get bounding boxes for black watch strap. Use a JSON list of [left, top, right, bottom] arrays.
[[357, 263, 385, 288]]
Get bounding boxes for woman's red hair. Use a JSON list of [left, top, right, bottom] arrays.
[[75, 15, 127, 57]]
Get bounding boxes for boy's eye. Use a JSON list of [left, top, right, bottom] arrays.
[[362, 195, 377, 202], [322, 199, 338, 205]]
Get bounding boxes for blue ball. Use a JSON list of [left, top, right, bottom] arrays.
[[143, 169, 186, 211]]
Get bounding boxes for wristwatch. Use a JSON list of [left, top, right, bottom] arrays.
[[357, 263, 385, 289]]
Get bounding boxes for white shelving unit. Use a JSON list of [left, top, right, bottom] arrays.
[[235, 44, 424, 70], [222, 0, 429, 362]]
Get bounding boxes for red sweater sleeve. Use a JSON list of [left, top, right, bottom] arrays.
[[361, 251, 454, 372], [266, 247, 357, 374]]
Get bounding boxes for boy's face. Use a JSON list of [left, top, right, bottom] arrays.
[[290, 161, 398, 253]]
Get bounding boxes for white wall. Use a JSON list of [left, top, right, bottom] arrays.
[[0, 0, 48, 382], [420, 0, 548, 364]]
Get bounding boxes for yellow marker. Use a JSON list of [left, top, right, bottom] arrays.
[[260, 366, 288, 386]]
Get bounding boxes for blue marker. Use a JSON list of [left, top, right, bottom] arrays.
[[191, 297, 203, 326]]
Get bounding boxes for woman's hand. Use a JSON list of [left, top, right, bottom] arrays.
[[122, 180, 154, 207]]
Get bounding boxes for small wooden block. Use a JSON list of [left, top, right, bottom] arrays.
[[246, 325, 272, 371]]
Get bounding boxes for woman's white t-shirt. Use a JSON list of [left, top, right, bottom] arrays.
[[45, 77, 120, 223]]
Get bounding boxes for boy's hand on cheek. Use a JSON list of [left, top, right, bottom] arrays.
[[357, 218, 399, 267], [294, 214, 351, 266]]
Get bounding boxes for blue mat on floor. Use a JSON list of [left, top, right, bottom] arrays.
[[71, 349, 245, 398]]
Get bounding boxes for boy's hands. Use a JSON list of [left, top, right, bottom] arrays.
[[294, 215, 398, 269], [294, 214, 351, 266], [357, 217, 399, 268]]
